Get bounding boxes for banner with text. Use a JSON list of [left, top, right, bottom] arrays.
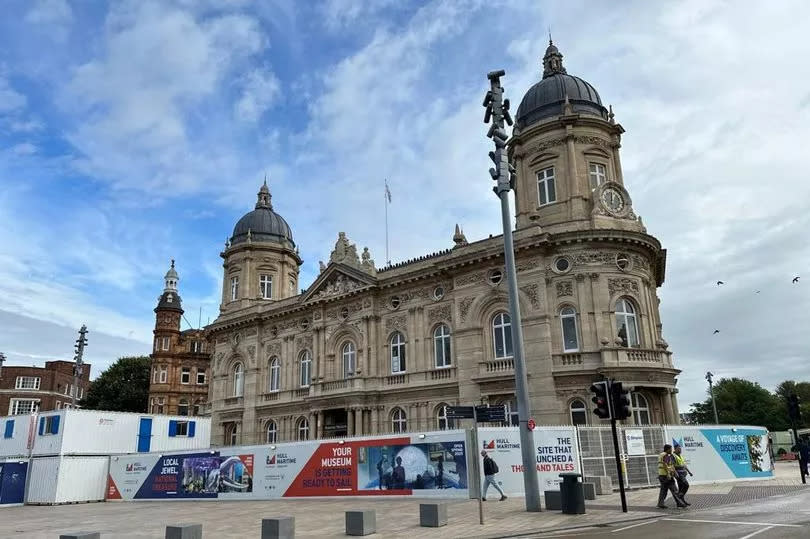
[[664, 426, 773, 483], [478, 426, 579, 495]]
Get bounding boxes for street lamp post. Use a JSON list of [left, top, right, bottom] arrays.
[[706, 371, 719, 424], [483, 69, 542, 512], [72, 325, 89, 408]]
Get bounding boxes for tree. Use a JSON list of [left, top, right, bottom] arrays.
[[775, 380, 810, 428], [80, 356, 150, 413], [688, 378, 790, 431]]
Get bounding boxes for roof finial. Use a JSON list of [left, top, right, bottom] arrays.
[[170, 259, 175, 268], [542, 37, 566, 79], [453, 223, 468, 247], [608, 104, 615, 124], [548, 27, 552, 45], [256, 179, 273, 210]]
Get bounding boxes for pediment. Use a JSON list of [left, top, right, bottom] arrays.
[[302, 263, 377, 303]]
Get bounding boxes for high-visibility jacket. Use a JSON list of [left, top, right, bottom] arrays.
[[673, 453, 686, 470], [658, 452, 675, 477]]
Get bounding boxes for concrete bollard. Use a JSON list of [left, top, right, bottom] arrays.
[[165, 524, 203, 539], [419, 503, 448, 527], [345, 510, 376, 536], [544, 490, 562, 510], [588, 475, 613, 495], [60, 534, 100, 539], [262, 517, 295, 539], [582, 482, 597, 500]]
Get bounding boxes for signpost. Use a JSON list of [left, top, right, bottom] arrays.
[[447, 404, 508, 525], [590, 379, 630, 513]]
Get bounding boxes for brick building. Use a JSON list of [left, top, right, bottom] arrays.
[[0, 360, 92, 415], [148, 261, 211, 416]]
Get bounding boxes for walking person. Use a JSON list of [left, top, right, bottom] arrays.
[[657, 444, 687, 509], [480, 450, 507, 501], [673, 444, 693, 506]]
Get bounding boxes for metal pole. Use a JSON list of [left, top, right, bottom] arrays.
[[72, 325, 88, 408], [610, 417, 628, 512], [384, 180, 390, 265], [792, 422, 806, 484], [0, 352, 5, 381], [471, 408, 484, 525], [483, 69, 541, 512]]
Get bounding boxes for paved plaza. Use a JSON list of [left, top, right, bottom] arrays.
[[0, 463, 806, 538]]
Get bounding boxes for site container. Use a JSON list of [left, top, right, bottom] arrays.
[[25, 456, 108, 505], [0, 409, 211, 457]]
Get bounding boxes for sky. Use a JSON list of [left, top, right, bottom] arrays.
[[0, 0, 808, 411]]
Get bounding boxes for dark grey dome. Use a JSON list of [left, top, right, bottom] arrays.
[[515, 41, 608, 130], [230, 182, 295, 247], [155, 291, 183, 313]]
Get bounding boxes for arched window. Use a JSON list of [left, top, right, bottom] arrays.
[[266, 420, 277, 444], [297, 417, 309, 441], [492, 312, 513, 359], [299, 351, 312, 387], [560, 306, 580, 352], [569, 399, 587, 426], [436, 404, 450, 430], [632, 392, 650, 425], [178, 399, 189, 416], [342, 342, 356, 379], [390, 332, 406, 373], [615, 298, 640, 347], [434, 325, 452, 368], [232, 363, 244, 397], [391, 407, 407, 433], [269, 357, 280, 392]]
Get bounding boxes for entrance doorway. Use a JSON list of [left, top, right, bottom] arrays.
[[323, 409, 348, 437]]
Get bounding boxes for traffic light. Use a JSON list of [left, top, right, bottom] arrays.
[[788, 394, 802, 422], [590, 381, 611, 419], [610, 381, 632, 421]]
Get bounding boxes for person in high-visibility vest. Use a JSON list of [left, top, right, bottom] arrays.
[[657, 444, 687, 509], [673, 444, 693, 505]]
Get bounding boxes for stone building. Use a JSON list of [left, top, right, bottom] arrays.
[[206, 41, 680, 447], [1, 360, 91, 415], [148, 261, 210, 416]]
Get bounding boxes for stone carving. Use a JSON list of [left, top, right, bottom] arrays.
[[296, 335, 313, 351], [532, 138, 566, 154], [459, 296, 475, 322], [350, 321, 365, 343], [313, 311, 322, 321], [631, 254, 650, 270], [516, 258, 541, 272], [363, 298, 372, 308], [556, 281, 573, 297], [608, 277, 640, 296], [314, 274, 365, 299], [230, 332, 241, 350], [326, 308, 337, 320], [456, 272, 485, 287], [574, 135, 611, 148], [278, 318, 298, 331], [520, 284, 540, 309], [266, 343, 281, 357], [247, 345, 256, 366], [427, 304, 452, 324], [214, 352, 224, 370], [570, 251, 613, 266], [328, 232, 376, 276], [385, 315, 407, 332]]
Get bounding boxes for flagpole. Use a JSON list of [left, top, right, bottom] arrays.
[[385, 179, 390, 265]]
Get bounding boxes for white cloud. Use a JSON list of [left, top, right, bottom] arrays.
[[0, 76, 27, 114], [234, 67, 281, 122], [10, 142, 37, 155], [25, 0, 74, 26]]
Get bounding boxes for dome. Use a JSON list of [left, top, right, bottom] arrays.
[[230, 181, 295, 247], [515, 41, 607, 130]]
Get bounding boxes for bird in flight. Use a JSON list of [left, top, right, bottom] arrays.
[[716, 281, 724, 286], [793, 276, 800, 284], [755, 290, 760, 294], [713, 329, 720, 334]]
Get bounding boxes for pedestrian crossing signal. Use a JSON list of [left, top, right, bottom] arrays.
[[590, 381, 611, 419]]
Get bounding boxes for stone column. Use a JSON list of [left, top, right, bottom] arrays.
[[347, 407, 355, 436], [313, 327, 321, 381], [670, 390, 680, 424], [370, 407, 379, 435], [309, 412, 316, 439], [662, 390, 674, 424], [317, 410, 324, 438], [612, 142, 624, 184], [354, 408, 363, 436]]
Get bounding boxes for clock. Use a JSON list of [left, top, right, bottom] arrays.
[[600, 187, 625, 214]]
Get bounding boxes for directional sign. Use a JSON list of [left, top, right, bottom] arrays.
[[446, 406, 475, 419], [475, 405, 506, 423]]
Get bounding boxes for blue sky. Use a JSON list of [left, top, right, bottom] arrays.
[[1, 0, 809, 409]]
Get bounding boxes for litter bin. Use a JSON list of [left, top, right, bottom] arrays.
[[559, 472, 585, 514]]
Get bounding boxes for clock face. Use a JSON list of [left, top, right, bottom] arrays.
[[601, 187, 625, 213]]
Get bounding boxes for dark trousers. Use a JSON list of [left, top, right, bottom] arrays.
[[676, 473, 689, 498], [658, 475, 682, 506]]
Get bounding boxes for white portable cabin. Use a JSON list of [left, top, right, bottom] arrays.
[[0, 414, 36, 459]]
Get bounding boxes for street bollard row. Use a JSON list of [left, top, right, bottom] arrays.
[[59, 503, 452, 538]]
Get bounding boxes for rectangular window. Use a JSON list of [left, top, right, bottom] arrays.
[[41, 415, 60, 435], [191, 341, 202, 353], [537, 167, 556, 206], [11, 399, 39, 415], [589, 162, 607, 189], [161, 337, 170, 351], [152, 367, 158, 384], [157, 397, 165, 414], [197, 370, 206, 385], [15, 376, 41, 390], [259, 274, 273, 299], [230, 276, 239, 301], [169, 420, 190, 437], [56, 401, 62, 409], [159, 367, 168, 384], [181, 367, 191, 385], [562, 317, 579, 352]]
